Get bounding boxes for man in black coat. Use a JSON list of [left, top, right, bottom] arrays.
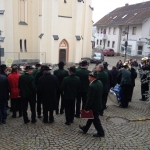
[[79, 71, 104, 137], [38, 66, 59, 123], [0, 74, 9, 124], [110, 66, 119, 87]]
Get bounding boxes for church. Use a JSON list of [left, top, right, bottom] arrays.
[[0, 0, 93, 64]]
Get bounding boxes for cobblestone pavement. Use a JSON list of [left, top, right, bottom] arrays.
[[0, 56, 150, 150]]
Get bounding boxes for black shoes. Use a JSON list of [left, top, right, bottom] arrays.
[[19, 115, 22, 118], [43, 120, 48, 123], [24, 120, 30, 124], [93, 133, 105, 137], [49, 120, 54, 124], [74, 114, 80, 118], [65, 122, 71, 125], [38, 115, 42, 118], [79, 125, 86, 134], [60, 111, 64, 115], [31, 119, 37, 124], [2, 120, 6, 124], [11, 115, 16, 118]]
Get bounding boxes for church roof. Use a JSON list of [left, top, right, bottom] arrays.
[[94, 1, 150, 27]]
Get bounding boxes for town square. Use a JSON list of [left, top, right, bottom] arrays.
[[0, 0, 150, 150]]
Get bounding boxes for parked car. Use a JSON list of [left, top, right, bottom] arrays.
[[102, 48, 114, 56], [90, 53, 104, 63]]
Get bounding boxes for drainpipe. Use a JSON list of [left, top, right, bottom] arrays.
[[124, 25, 129, 63], [117, 26, 122, 56]]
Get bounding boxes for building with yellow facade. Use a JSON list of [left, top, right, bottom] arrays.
[[0, 0, 93, 64]]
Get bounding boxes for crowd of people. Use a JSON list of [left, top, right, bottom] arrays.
[[0, 57, 149, 137]]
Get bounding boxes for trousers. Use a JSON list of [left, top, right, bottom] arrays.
[[0, 103, 7, 122], [37, 93, 42, 116], [56, 90, 64, 112], [65, 99, 75, 123], [43, 104, 54, 122], [11, 98, 22, 116], [22, 95, 36, 122], [83, 112, 104, 135], [121, 84, 131, 108], [141, 83, 149, 100], [76, 92, 87, 115]]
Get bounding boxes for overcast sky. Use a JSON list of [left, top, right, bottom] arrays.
[[92, 0, 148, 23]]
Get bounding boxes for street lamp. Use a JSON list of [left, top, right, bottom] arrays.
[[123, 25, 129, 62]]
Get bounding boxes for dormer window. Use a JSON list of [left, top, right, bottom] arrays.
[[122, 14, 128, 19], [113, 16, 117, 19], [134, 13, 137, 16]]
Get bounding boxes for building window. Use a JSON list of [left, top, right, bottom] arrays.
[[108, 28, 111, 35], [100, 40, 102, 45], [97, 39, 99, 45], [132, 27, 136, 35], [107, 41, 110, 47], [137, 46, 143, 55], [24, 39, 27, 52], [112, 41, 115, 48], [113, 28, 116, 35], [20, 39, 22, 52], [19, 0, 28, 24], [101, 28, 103, 33]]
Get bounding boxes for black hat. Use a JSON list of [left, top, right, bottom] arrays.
[[68, 67, 76, 73], [81, 60, 89, 66], [79, 61, 82, 66], [58, 61, 65, 66], [0, 64, 7, 70], [25, 66, 34, 70], [89, 71, 98, 78], [103, 62, 109, 66], [11, 64, 18, 68], [36, 64, 41, 67], [41, 65, 51, 71]]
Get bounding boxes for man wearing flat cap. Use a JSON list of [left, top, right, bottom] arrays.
[[61, 67, 80, 125], [18, 66, 37, 124], [79, 71, 104, 137], [54, 61, 68, 115], [38, 66, 59, 123], [75, 60, 90, 118]]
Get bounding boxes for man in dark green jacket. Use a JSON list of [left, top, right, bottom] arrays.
[[79, 71, 104, 137], [32, 64, 41, 77], [117, 65, 131, 108], [54, 62, 68, 115], [61, 67, 80, 125], [19, 66, 37, 124], [96, 64, 108, 116], [75, 60, 91, 118]]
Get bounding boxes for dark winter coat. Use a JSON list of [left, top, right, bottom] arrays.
[[85, 80, 103, 112], [76, 68, 91, 93], [38, 73, 59, 111], [0, 74, 9, 104], [110, 68, 119, 87]]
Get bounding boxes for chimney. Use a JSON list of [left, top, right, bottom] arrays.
[[125, 3, 129, 6]]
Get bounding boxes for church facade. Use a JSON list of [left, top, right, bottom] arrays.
[[0, 0, 93, 64]]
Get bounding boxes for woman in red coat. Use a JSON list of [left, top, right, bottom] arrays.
[[8, 66, 22, 118]]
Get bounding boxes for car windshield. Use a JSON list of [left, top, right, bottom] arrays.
[[94, 53, 101, 57]]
